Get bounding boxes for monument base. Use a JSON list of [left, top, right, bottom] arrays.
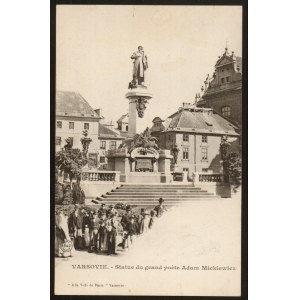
[[125, 172, 173, 184], [126, 85, 153, 136]]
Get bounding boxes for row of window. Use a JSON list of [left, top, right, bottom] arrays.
[[220, 76, 230, 84], [100, 141, 116, 150], [57, 121, 90, 130], [182, 134, 208, 143], [182, 147, 208, 160], [221, 106, 231, 117], [221, 68, 230, 72], [182, 168, 209, 173], [55, 137, 117, 150]]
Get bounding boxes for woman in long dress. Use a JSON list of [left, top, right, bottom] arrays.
[[55, 211, 73, 257]]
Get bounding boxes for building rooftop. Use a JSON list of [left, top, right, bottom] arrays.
[[152, 106, 239, 136], [117, 113, 129, 124], [56, 91, 100, 119], [215, 48, 242, 71], [99, 124, 125, 140]]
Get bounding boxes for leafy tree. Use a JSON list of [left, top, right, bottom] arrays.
[[220, 135, 230, 182], [55, 139, 84, 190], [227, 152, 242, 188], [220, 135, 242, 187]]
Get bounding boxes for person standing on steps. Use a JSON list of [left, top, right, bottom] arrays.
[[154, 198, 167, 218]]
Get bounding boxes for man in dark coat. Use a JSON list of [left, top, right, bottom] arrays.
[[98, 204, 107, 219], [153, 198, 166, 218], [68, 205, 84, 249], [106, 204, 118, 218], [121, 206, 132, 229], [120, 206, 132, 249], [106, 224, 117, 255]]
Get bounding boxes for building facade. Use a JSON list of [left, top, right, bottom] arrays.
[[151, 104, 239, 179], [116, 113, 129, 134], [98, 124, 125, 170], [56, 91, 100, 153], [197, 48, 242, 126], [56, 90, 124, 169]]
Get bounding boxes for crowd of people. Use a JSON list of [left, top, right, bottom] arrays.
[[55, 198, 167, 258]]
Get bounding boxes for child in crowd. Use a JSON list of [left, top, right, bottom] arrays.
[[125, 216, 138, 248]]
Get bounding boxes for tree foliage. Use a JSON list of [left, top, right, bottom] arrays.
[[219, 135, 242, 186], [55, 149, 83, 178], [227, 152, 242, 186]]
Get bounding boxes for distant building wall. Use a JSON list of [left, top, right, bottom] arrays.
[[55, 117, 99, 152], [173, 133, 237, 178]]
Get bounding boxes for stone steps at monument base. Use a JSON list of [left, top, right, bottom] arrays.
[[87, 198, 221, 207], [118, 186, 200, 190], [102, 194, 215, 199], [115, 188, 204, 192], [97, 196, 218, 200], [107, 190, 212, 195], [86, 184, 221, 207]]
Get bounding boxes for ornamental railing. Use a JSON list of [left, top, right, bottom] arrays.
[[81, 171, 121, 182], [193, 172, 223, 183]]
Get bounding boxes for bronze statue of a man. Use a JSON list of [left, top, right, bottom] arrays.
[[129, 46, 148, 87]]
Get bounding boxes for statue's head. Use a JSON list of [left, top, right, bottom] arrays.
[[138, 45, 143, 51]]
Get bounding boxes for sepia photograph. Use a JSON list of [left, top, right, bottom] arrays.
[[53, 2, 246, 297]]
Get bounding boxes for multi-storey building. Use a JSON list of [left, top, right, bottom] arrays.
[[56, 91, 100, 152], [197, 48, 242, 126], [150, 104, 239, 179], [98, 124, 125, 170], [56, 90, 124, 169]]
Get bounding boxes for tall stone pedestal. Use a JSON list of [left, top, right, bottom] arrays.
[[125, 85, 152, 137]]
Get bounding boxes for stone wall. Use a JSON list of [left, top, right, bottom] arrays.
[[80, 181, 121, 201]]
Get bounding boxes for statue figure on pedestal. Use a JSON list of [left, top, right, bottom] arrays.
[[129, 45, 148, 88], [80, 129, 92, 162], [171, 144, 180, 164]]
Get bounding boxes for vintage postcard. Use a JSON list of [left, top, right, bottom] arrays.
[[52, 2, 246, 297]]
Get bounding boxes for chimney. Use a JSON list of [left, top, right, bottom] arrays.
[[94, 108, 101, 117], [182, 102, 192, 108]]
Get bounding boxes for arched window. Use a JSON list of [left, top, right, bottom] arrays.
[[221, 106, 231, 117]]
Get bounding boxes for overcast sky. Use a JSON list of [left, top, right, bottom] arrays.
[[56, 5, 242, 132]]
